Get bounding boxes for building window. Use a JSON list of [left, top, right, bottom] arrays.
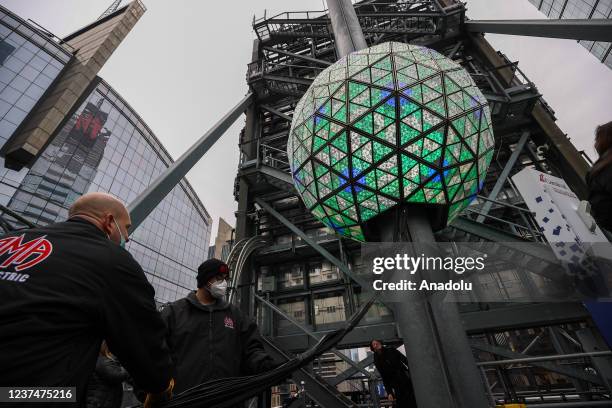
[[277, 298, 307, 328], [309, 261, 339, 284], [278, 263, 304, 289], [313, 294, 346, 325], [0, 39, 15, 65]]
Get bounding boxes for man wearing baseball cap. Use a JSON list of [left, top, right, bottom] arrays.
[[161, 258, 275, 394]]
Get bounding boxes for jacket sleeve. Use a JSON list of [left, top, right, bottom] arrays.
[[96, 356, 130, 384], [236, 308, 276, 374], [374, 359, 395, 397], [101, 248, 174, 394], [160, 304, 179, 379]]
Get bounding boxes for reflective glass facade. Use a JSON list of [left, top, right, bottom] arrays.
[[0, 78, 212, 303], [528, 0, 612, 69], [0, 5, 71, 145], [0, 6, 72, 196]]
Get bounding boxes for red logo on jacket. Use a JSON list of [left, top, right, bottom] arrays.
[[0, 235, 53, 271], [224, 316, 235, 329]]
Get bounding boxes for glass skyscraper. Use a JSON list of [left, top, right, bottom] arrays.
[[528, 0, 612, 69], [0, 4, 212, 303]]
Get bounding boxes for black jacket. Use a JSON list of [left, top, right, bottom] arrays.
[[587, 161, 612, 232], [85, 355, 128, 408], [0, 219, 173, 406], [161, 292, 275, 394], [373, 347, 411, 397]]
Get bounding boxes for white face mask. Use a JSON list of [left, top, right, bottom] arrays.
[[208, 280, 228, 299]]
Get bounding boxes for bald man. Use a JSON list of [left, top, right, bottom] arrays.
[[0, 192, 174, 407]]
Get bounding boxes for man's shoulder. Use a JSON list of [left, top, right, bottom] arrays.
[[162, 297, 191, 313]]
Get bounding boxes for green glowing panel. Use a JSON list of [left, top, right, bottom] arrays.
[[288, 42, 494, 241]]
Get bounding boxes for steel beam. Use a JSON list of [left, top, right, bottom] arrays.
[[525, 402, 612, 408], [257, 165, 295, 187], [262, 74, 313, 86], [466, 19, 612, 42], [328, 354, 375, 386], [254, 198, 368, 288], [471, 342, 605, 385], [374, 207, 457, 408], [273, 321, 399, 352], [128, 92, 254, 231], [477, 131, 529, 222], [477, 350, 612, 366], [549, 327, 590, 396], [254, 293, 373, 379], [261, 336, 355, 408], [461, 303, 590, 333], [262, 46, 332, 67], [327, 0, 368, 58], [402, 209, 489, 408], [387, 211, 455, 408], [260, 104, 293, 122], [575, 328, 612, 394]]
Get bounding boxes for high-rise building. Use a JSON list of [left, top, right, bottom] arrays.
[[0, 2, 212, 303], [208, 217, 234, 261], [528, 0, 612, 69]]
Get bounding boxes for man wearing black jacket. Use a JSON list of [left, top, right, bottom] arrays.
[[370, 339, 417, 408], [161, 258, 275, 395], [0, 192, 174, 407]]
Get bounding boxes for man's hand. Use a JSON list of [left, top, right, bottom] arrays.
[[388, 393, 395, 401], [144, 378, 174, 408]]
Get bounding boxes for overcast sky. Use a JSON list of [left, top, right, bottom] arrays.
[[2, 0, 611, 244]]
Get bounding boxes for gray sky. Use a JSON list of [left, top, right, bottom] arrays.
[[2, 0, 611, 245]]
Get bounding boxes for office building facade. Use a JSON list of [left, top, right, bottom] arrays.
[[528, 0, 612, 69], [0, 3, 211, 303], [208, 217, 234, 261]]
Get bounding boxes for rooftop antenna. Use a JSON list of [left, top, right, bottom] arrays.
[[97, 0, 122, 20]]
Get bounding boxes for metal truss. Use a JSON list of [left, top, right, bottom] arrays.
[[466, 18, 612, 42]]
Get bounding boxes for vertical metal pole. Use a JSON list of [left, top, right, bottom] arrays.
[[378, 208, 455, 408], [325, 3, 489, 406], [576, 328, 612, 395], [235, 40, 261, 241], [326, 0, 368, 58], [403, 207, 489, 408], [480, 367, 496, 407], [549, 328, 590, 396], [477, 131, 530, 223]]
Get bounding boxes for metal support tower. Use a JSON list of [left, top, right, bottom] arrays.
[[324, 1, 489, 406]]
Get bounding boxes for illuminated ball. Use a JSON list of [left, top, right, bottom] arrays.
[[287, 42, 494, 241]]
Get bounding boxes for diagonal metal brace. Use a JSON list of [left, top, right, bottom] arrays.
[[466, 19, 612, 42], [472, 341, 606, 385], [262, 46, 332, 67], [254, 198, 368, 288], [255, 293, 374, 379], [128, 93, 254, 231], [260, 104, 293, 122], [328, 354, 375, 386]]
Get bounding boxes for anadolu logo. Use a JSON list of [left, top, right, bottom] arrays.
[[224, 316, 235, 329], [0, 234, 53, 271]]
